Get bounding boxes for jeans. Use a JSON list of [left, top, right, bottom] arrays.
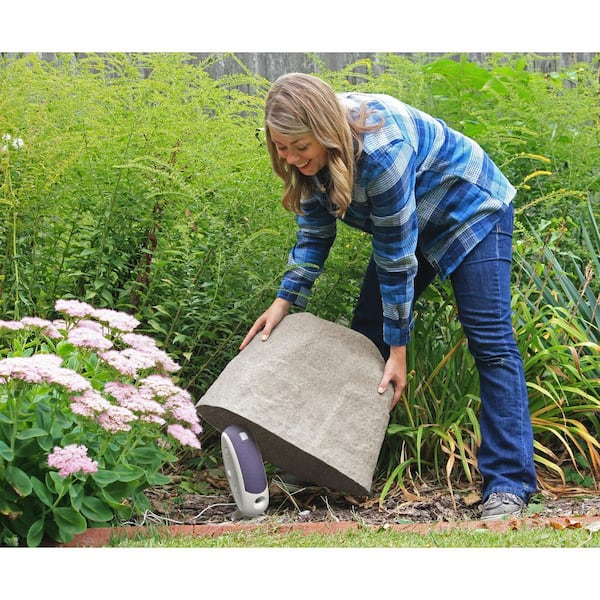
[[350, 205, 537, 502]]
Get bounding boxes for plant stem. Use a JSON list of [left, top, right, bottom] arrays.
[[1, 155, 21, 318]]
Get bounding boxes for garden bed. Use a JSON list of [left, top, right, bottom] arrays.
[[64, 470, 600, 546]]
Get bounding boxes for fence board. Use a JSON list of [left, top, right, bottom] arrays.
[[192, 52, 599, 81], [3, 51, 598, 81]]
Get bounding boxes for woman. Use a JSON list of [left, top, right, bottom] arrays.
[[240, 72, 537, 519]]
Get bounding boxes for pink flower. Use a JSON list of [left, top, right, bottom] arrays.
[[140, 414, 166, 426], [19, 317, 63, 340], [47, 444, 98, 478], [167, 424, 201, 449], [70, 389, 112, 417], [74, 319, 103, 333], [121, 334, 180, 371], [121, 332, 159, 351], [164, 393, 202, 433], [51, 319, 68, 332], [93, 308, 139, 333], [70, 389, 137, 432], [140, 374, 181, 398], [104, 381, 164, 416], [55, 299, 96, 319], [0, 320, 25, 332], [147, 347, 180, 373], [0, 355, 91, 392], [138, 375, 202, 433], [99, 348, 157, 378], [96, 405, 137, 433], [67, 323, 113, 351]]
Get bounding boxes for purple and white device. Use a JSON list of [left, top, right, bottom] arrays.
[[221, 424, 269, 518]]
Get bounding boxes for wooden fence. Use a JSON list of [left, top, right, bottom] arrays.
[[194, 52, 599, 82], [5, 51, 598, 83]]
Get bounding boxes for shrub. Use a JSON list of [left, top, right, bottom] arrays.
[[0, 299, 202, 547]]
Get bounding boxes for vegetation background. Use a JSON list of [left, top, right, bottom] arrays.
[[1, 51, 599, 503]]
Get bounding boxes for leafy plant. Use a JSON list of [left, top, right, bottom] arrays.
[[0, 299, 202, 547], [378, 200, 600, 500], [2, 52, 600, 501], [512, 198, 600, 486], [378, 282, 481, 501]]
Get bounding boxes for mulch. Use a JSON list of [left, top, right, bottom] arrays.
[[140, 473, 600, 527]]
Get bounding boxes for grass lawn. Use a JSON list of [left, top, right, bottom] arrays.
[[109, 520, 600, 548]]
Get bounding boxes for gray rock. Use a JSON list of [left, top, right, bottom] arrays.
[[196, 312, 392, 496]]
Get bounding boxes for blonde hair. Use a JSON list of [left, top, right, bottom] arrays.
[[265, 73, 379, 217]]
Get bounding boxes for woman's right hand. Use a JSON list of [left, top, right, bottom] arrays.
[[239, 298, 292, 351]]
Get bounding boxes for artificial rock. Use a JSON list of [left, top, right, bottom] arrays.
[[196, 312, 392, 496]]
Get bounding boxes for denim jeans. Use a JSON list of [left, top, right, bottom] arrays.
[[350, 204, 537, 502]]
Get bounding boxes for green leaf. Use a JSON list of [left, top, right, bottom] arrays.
[[113, 465, 146, 482], [49, 419, 69, 439], [36, 434, 54, 452], [131, 490, 152, 513], [0, 440, 14, 461], [16, 427, 49, 440], [52, 507, 88, 536], [47, 470, 67, 494], [101, 481, 136, 508], [91, 469, 120, 485], [69, 483, 84, 510], [27, 518, 45, 547], [0, 496, 22, 518], [145, 470, 171, 485], [80, 496, 114, 523], [6, 465, 33, 497], [128, 447, 164, 466], [31, 476, 55, 508], [12, 438, 38, 458]]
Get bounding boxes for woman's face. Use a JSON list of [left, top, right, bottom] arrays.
[[269, 128, 329, 176]]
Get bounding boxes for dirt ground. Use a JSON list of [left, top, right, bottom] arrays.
[[141, 468, 600, 528]]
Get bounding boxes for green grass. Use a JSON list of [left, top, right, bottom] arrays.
[[107, 521, 600, 548]]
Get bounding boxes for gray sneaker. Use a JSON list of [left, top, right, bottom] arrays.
[[481, 492, 526, 520]]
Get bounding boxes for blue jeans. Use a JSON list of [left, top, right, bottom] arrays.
[[350, 205, 537, 502]]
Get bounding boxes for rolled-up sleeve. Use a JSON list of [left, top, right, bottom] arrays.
[[277, 194, 337, 308]]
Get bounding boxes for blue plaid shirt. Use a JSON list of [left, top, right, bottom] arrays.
[[277, 92, 516, 346]]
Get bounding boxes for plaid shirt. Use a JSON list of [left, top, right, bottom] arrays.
[[277, 92, 516, 346]]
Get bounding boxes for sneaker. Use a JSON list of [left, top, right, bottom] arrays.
[[481, 492, 526, 520]]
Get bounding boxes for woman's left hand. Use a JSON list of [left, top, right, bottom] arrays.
[[378, 345, 407, 410]]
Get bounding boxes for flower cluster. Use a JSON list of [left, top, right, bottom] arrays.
[[1, 298, 205, 546], [0, 354, 90, 391], [0, 299, 202, 449], [47, 444, 99, 478]]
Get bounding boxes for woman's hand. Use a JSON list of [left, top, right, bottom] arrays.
[[239, 298, 292, 351], [378, 345, 407, 410]]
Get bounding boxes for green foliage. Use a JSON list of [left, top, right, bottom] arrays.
[[512, 198, 600, 484], [1, 52, 599, 503], [0, 52, 292, 396], [108, 522, 600, 548], [373, 54, 600, 265], [0, 300, 202, 546], [379, 282, 481, 499]]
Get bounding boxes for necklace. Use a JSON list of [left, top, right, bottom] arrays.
[[314, 176, 327, 194]]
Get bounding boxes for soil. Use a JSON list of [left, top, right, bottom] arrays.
[[140, 468, 600, 529]]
